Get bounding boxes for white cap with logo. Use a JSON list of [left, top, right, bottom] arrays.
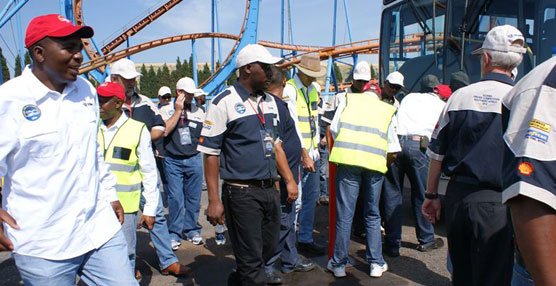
[[353, 61, 371, 81], [236, 44, 282, 68], [158, 86, 171, 97], [472, 25, 526, 55], [386, 71, 405, 87], [110, 58, 142, 79], [176, 77, 205, 95]]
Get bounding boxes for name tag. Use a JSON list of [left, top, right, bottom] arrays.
[[189, 122, 198, 128], [113, 147, 131, 160]]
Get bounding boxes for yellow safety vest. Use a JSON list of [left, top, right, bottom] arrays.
[[98, 118, 145, 213], [329, 93, 396, 173], [288, 79, 319, 150]]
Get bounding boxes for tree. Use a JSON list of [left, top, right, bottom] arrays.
[[14, 54, 22, 77], [333, 62, 343, 83], [370, 64, 378, 80], [0, 48, 10, 83], [138, 64, 148, 94], [157, 63, 172, 95], [146, 65, 158, 97], [198, 63, 211, 84], [24, 51, 31, 66]]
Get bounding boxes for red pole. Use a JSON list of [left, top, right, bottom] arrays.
[[327, 129, 336, 259]]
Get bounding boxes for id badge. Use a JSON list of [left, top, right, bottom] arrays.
[[260, 129, 274, 158], [309, 116, 317, 136], [179, 127, 192, 145]]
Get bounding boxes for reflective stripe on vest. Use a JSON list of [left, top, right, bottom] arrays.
[[98, 118, 145, 213], [288, 79, 319, 150], [329, 93, 396, 173]]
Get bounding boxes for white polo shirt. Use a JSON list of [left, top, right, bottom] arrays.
[[396, 92, 446, 139], [0, 67, 121, 260]]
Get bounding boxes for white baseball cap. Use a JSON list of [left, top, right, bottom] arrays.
[[176, 77, 204, 94], [353, 61, 371, 81], [386, 71, 405, 87], [236, 44, 282, 68], [472, 25, 526, 55], [194, 90, 207, 97], [110, 58, 142, 79], [158, 86, 171, 97]]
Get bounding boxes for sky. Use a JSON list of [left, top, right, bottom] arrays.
[[0, 0, 383, 76]]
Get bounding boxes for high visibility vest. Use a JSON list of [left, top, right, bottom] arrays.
[[98, 118, 145, 213], [329, 93, 396, 173], [287, 79, 319, 150]]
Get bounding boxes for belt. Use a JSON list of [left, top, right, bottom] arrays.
[[399, 135, 424, 142], [224, 179, 275, 189]]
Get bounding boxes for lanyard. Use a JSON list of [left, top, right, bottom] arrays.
[[301, 87, 312, 118], [247, 97, 265, 128], [125, 102, 133, 118], [180, 110, 185, 127]]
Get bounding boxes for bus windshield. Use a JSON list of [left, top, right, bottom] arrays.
[[380, 0, 556, 92]]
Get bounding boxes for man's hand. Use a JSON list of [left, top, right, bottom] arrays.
[[207, 200, 225, 226], [175, 93, 185, 112], [302, 153, 316, 173], [422, 198, 441, 224], [138, 215, 155, 230], [0, 209, 19, 251], [286, 181, 298, 202], [320, 136, 327, 147], [111, 201, 125, 224]]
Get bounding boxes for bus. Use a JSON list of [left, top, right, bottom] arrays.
[[379, 0, 556, 92]]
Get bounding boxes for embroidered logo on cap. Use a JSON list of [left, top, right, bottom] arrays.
[[22, 104, 41, 121], [235, 103, 246, 114], [57, 15, 71, 24], [518, 162, 534, 176]]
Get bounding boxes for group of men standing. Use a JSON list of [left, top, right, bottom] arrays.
[[1, 13, 556, 286]]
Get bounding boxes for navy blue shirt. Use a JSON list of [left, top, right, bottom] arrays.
[[163, 103, 205, 158], [197, 82, 281, 180], [427, 73, 515, 190], [272, 94, 302, 184]]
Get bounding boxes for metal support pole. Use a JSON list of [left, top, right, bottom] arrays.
[[215, 0, 222, 66], [0, 0, 29, 30], [0, 1, 14, 23], [211, 0, 215, 73], [192, 39, 198, 86], [14, 0, 24, 71], [126, 37, 131, 59], [324, 0, 338, 97], [280, 0, 284, 58]]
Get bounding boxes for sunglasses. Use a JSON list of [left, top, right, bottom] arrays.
[[387, 82, 402, 90]]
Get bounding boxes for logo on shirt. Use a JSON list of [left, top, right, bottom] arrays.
[[518, 162, 534, 176], [203, 120, 213, 130], [525, 128, 549, 144], [529, 119, 551, 133], [22, 104, 41, 121], [235, 103, 246, 114]]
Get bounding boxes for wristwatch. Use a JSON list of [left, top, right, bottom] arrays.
[[425, 192, 439, 200]]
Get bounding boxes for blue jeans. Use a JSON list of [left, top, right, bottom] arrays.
[[319, 144, 329, 198], [512, 262, 535, 286], [265, 180, 302, 273], [164, 153, 203, 241], [12, 230, 137, 286], [383, 136, 435, 251], [140, 191, 179, 270], [331, 164, 386, 267], [121, 212, 139, 275], [298, 158, 321, 243]]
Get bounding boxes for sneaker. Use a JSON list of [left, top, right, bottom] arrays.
[[370, 263, 388, 278], [187, 234, 204, 245], [215, 233, 226, 245], [326, 260, 346, 278], [170, 239, 181, 251]]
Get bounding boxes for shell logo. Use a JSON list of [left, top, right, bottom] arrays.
[[518, 162, 534, 176]]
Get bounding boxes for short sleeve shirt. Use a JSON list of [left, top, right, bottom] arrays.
[[427, 73, 515, 190], [272, 94, 302, 184], [502, 57, 556, 210], [163, 104, 205, 158], [123, 93, 165, 133], [197, 81, 281, 180]]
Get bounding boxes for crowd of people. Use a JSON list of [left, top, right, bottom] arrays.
[[0, 13, 555, 286]]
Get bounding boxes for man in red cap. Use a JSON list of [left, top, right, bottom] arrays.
[[97, 81, 166, 280], [0, 14, 137, 285]]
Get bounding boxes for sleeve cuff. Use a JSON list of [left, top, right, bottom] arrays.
[[426, 149, 444, 161], [142, 204, 157, 217], [153, 125, 166, 132], [105, 189, 119, 203], [503, 181, 556, 211], [197, 145, 221, 155]]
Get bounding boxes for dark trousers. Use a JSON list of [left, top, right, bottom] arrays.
[[445, 180, 513, 286], [383, 137, 435, 250], [265, 180, 301, 273], [223, 183, 281, 286]]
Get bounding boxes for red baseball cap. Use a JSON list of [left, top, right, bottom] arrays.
[[433, 84, 452, 100], [97, 82, 125, 101], [25, 14, 94, 48], [363, 82, 382, 95]]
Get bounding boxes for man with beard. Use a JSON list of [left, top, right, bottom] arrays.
[[198, 44, 297, 285]]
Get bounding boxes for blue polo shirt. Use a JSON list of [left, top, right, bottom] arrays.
[[272, 94, 302, 184], [427, 73, 515, 190], [163, 103, 205, 158], [197, 81, 281, 180]]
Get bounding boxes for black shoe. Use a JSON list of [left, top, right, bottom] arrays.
[[353, 231, 366, 239], [293, 259, 316, 272], [266, 271, 283, 285], [297, 241, 325, 255], [318, 197, 329, 205], [416, 238, 444, 252], [383, 248, 400, 257]]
